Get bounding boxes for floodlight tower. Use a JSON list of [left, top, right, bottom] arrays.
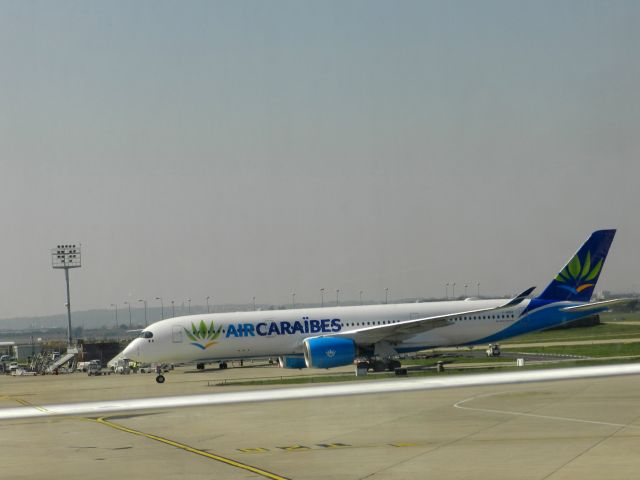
[[51, 244, 81, 346]]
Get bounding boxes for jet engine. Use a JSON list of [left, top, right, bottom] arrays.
[[278, 355, 307, 369], [303, 337, 356, 368]]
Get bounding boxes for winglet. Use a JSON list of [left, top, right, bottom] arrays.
[[501, 286, 536, 308]]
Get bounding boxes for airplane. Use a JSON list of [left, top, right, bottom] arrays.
[[122, 229, 624, 384]]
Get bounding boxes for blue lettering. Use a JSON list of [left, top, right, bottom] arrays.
[[331, 319, 342, 332], [243, 323, 255, 336], [280, 321, 293, 335], [226, 324, 238, 338], [310, 319, 321, 333], [268, 322, 280, 336], [321, 319, 330, 332], [256, 323, 268, 336], [292, 321, 304, 334], [304, 320, 309, 333]]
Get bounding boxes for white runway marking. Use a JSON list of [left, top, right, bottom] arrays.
[[454, 390, 640, 430]]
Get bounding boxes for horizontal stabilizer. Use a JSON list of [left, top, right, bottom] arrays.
[[561, 298, 638, 313]]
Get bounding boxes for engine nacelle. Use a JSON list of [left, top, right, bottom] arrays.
[[278, 355, 307, 369], [303, 337, 356, 369]]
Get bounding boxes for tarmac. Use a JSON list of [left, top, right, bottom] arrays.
[[1, 362, 640, 480]]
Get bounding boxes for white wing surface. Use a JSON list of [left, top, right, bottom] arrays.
[[335, 287, 535, 345], [2, 363, 640, 421]]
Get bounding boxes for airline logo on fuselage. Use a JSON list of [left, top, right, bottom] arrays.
[[184, 320, 222, 350], [225, 317, 342, 338]]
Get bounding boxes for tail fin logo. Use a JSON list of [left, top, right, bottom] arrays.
[[184, 320, 222, 350], [555, 251, 603, 295]]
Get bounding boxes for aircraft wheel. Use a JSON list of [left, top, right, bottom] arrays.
[[387, 360, 401, 371], [197, 363, 205, 370], [371, 360, 387, 372], [356, 361, 370, 370], [156, 374, 165, 384]]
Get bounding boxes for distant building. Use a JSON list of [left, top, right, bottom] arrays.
[[78, 341, 123, 364], [13, 344, 42, 361]]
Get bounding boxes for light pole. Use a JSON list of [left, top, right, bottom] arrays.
[[155, 297, 164, 320], [110, 303, 118, 328], [171, 300, 175, 317], [124, 301, 132, 328], [359, 290, 363, 305], [452, 282, 456, 299], [51, 244, 81, 346], [336, 289, 340, 306], [385, 287, 389, 304], [320, 288, 325, 307], [464, 284, 468, 297], [252, 296, 256, 311], [188, 298, 191, 314], [445, 283, 449, 299], [206, 296, 211, 313], [477, 282, 480, 297], [137, 299, 147, 327], [292, 292, 296, 309]]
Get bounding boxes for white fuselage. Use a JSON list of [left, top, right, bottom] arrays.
[[123, 299, 527, 364]]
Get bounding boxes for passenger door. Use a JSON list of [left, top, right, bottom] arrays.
[[172, 325, 183, 343]]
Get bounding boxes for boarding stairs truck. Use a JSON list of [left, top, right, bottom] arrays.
[[46, 347, 78, 373]]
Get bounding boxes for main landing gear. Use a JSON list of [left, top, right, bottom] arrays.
[[358, 358, 402, 372], [195, 361, 228, 371]]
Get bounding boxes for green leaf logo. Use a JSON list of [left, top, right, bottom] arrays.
[[184, 320, 222, 350], [555, 250, 602, 294]]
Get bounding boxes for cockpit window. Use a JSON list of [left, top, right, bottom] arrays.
[[139, 331, 153, 339]]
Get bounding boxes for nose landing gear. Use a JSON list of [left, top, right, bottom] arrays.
[[155, 365, 166, 383]]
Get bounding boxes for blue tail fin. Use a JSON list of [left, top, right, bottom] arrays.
[[537, 229, 616, 302]]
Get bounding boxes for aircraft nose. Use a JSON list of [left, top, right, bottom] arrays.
[[123, 339, 143, 362]]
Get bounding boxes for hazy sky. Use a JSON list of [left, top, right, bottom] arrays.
[[1, 1, 639, 319]]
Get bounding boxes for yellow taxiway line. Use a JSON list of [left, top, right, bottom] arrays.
[[6, 396, 290, 480], [93, 416, 290, 480]]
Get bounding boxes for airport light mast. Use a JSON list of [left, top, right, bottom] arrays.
[[51, 244, 81, 346]]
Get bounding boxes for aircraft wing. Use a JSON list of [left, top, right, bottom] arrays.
[[2, 363, 640, 421], [560, 298, 638, 313], [331, 287, 536, 346]]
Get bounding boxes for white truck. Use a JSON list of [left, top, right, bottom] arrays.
[[486, 344, 501, 357], [114, 358, 131, 374], [87, 360, 110, 376], [77, 361, 92, 372]]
